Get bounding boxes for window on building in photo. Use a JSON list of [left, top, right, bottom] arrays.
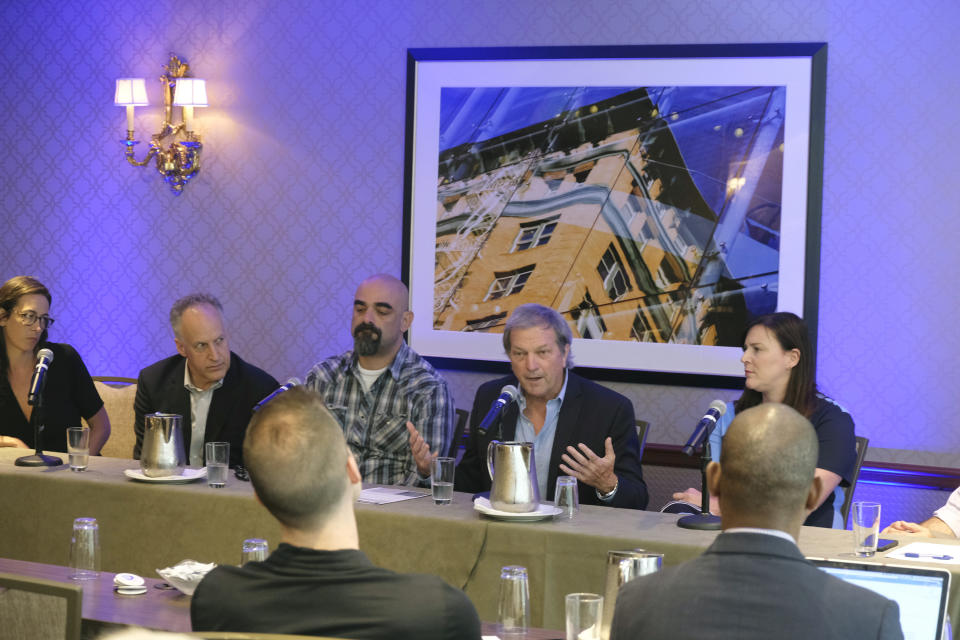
[[484, 265, 535, 301]]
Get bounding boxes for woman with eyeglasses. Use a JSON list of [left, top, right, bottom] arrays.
[[0, 276, 110, 453]]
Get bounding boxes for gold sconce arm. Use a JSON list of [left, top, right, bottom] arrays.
[[116, 54, 207, 195]]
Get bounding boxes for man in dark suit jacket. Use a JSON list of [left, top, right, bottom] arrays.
[[133, 294, 278, 467], [610, 404, 903, 640], [454, 304, 647, 509]]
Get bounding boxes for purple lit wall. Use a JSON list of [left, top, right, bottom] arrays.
[[1, 0, 959, 472]]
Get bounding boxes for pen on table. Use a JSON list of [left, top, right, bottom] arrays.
[[903, 552, 953, 560]]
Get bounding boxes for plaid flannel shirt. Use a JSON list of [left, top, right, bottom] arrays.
[[305, 342, 453, 486]]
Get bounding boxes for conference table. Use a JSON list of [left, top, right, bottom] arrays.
[[2, 449, 959, 636]]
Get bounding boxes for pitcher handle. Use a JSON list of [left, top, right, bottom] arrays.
[[486, 440, 499, 481]]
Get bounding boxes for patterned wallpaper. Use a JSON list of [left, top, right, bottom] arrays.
[[1, 0, 959, 467]]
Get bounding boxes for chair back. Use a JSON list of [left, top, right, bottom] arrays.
[[93, 377, 138, 458], [635, 419, 651, 460], [447, 408, 469, 458], [840, 435, 870, 528], [0, 571, 82, 640]]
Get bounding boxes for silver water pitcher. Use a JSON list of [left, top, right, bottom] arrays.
[[140, 412, 185, 477], [486, 441, 540, 512], [600, 549, 663, 639]]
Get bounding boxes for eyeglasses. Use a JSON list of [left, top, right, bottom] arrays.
[[16, 310, 55, 329]]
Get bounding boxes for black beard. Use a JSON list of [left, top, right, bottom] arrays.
[[353, 323, 381, 356]]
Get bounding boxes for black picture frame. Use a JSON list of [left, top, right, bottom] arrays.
[[402, 43, 827, 386]]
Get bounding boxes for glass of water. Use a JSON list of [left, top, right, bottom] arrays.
[[241, 538, 269, 565], [66, 427, 89, 472], [205, 441, 230, 488], [853, 501, 881, 557], [431, 456, 455, 505]]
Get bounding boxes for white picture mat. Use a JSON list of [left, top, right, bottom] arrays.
[[407, 53, 816, 376]]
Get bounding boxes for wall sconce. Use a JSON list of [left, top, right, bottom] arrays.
[[115, 54, 208, 195]]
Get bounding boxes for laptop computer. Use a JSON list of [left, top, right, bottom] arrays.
[[809, 557, 951, 640]]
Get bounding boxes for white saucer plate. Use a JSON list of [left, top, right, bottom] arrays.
[[473, 497, 562, 521], [123, 468, 207, 484]]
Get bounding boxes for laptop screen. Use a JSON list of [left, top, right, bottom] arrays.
[[810, 558, 950, 640]]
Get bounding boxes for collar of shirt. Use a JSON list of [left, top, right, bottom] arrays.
[[350, 341, 411, 383], [183, 364, 225, 394], [183, 364, 225, 467], [723, 527, 797, 545], [515, 371, 569, 498]]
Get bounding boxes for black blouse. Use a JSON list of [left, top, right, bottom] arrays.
[[0, 342, 103, 450]]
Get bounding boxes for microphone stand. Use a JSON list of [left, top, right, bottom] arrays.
[[15, 384, 63, 467], [677, 439, 721, 530]]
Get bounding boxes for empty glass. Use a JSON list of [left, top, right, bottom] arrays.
[[566, 592, 603, 640], [241, 538, 269, 564], [554, 475, 579, 518], [853, 501, 881, 557], [498, 565, 530, 636], [69, 517, 100, 580]]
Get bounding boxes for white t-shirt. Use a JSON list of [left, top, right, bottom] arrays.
[[356, 364, 388, 394]]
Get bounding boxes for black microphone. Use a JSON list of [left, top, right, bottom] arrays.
[[27, 348, 54, 406], [475, 385, 519, 434], [681, 400, 727, 456], [252, 377, 301, 412]]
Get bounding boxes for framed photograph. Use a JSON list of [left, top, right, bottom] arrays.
[[402, 44, 827, 380]]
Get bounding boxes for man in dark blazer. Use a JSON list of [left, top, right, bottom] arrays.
[[609, 404, 903, 640], [454, 303, 647, 509], [133, 293, 278, 467]]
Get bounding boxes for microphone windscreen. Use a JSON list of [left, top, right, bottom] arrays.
[[709, 399, 727, 415], [501, 385, 519, 402], [37, 348, 54, 363]]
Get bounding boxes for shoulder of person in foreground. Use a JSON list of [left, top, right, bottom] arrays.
[[407, 572, 481, 640], [189, 564, 240, 630]]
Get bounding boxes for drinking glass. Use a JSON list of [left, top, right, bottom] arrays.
[[565, 592, 603, 640], [853, 501, 881, 556], [431, 456, 455, 505], [205, 441, 229, 488], [69, 517, 100, 580], [554, 475, 579, 518], [241, 538, 269, 564], [66, 427, 89, 472], [498, 565, 530, 636]]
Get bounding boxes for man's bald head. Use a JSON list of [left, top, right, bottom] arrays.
[[714, 403, 819, 527], [350, 274, 413, 363], [356, 274, 409, 312]]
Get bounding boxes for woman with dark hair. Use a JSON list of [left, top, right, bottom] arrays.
[[0, 276, 110, 453], [673, 312, 856, 528]]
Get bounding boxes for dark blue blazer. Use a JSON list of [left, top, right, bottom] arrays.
[[454, 372, 647, 509]]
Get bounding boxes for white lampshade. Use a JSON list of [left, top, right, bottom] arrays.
[[173, 78, 208, 107], [114, 78, 149, 106]]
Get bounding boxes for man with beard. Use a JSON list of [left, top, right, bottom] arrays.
[[304, 274, 453, 485]]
